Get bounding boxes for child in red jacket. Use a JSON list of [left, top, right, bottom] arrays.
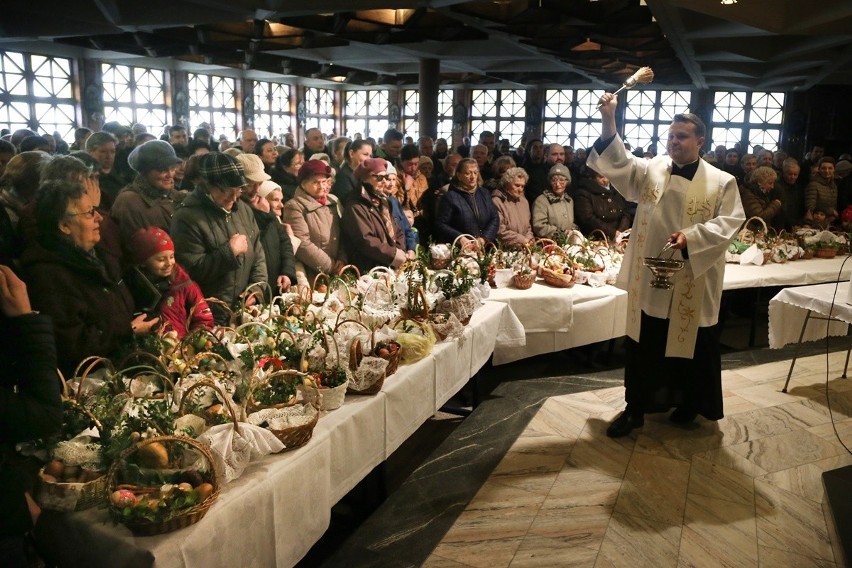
[[127, 227, 214, 337]]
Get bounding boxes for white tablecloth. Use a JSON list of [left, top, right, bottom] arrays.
[[54, 301, 525, 568], [723, 256, 852, 290], [768, 282, 852, 348], [487, 281, 627, 365]]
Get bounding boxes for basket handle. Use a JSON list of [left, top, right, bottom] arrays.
[[117, 350, 171, 379], [452, 233, 480, 255], [178, 378, 240, 434], [202, 297, 235, 326], [72, 356, 116, 403], [240, 281, 273, 314], [588, 229, 609, 248], [335, 264, 362, 281], [333, 318, 374, 352], [124, 366, 175, 400]]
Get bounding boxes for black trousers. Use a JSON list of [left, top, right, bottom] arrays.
[[624, 311, 723, 420]]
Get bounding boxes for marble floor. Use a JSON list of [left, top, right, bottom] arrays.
[[424, 351, 852, 568]]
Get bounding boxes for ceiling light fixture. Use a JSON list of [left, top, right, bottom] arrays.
[[571, 38, 601, 52], [720, 0, 737, 4]]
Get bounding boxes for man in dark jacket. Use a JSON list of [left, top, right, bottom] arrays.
[[0, 265, 62, 567], [171, 153, 267, 324]]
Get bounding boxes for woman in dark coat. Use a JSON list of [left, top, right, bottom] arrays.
[[341, 158, 408, 273], [0, 264, 62, 567], [273, 148, 304, 202], [573, 168, 633, 239], [332, 139, 373, 203], [20, 180, 158, 375], [434, 157, 499, 243]]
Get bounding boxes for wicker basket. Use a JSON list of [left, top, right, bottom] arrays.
[[38, 468, 108, 512], [512, 271, 536, 289], [540, 251, 575, 288], [247, 385, 321, 451], [815, 246, 839, 258], [107, 435, 220, 536]]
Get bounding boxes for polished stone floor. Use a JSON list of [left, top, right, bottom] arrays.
[[304, 308, 852, 568], [425, 350, 852, 568]]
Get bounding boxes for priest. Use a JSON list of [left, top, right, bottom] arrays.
[[588, 92, 745, 438]]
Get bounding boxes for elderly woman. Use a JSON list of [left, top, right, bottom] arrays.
[[573, 168, 633, 239], [805, 157, 838, 222], [20, 180, 157, 374], [342, 158, 408, 273], [332, 139, 373, 202], [532, 164, 578, 238], [484, 155, 517, 191], [739, 166, 783, 230], [491, 167, 533, 248], [282, 160, 346, 281], [111, 140, 185, 244], [170, 153, 267, 324], [274, 148, 304, 201], [435, 157, 499, 243]]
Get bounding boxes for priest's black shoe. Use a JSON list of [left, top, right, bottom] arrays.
[[669, 407, 698, 425], [606, 411, 644, 438]]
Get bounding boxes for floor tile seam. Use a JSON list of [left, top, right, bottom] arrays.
[[504, 474, 565, 568], [686, 454, 761, 510], [756, 544, 839, 567]]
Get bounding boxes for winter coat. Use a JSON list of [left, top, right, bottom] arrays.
[[111, 176, 187, 244], [573, 179, 633, 239], [282, 187, 345, 280], [170, 187, 267, 323], [331, 163, 361, 202], [805, 176, 838, 215], [775, 178, 805, 231], [739, 182, 784, 231], [126, 263, 213, 338], [342, 188, 407, 273], [491, 188, 533, 248], [253, 206, 297, 290], [271, 169, 299, 202], [532, 190, 577, 238], [20, 237, 135, 375], [389, 194, 418, 251], [0, 313, 62, 537], [434, 184, 499, 243]]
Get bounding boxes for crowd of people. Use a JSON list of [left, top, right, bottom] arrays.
[[2, 114, 852, 563]]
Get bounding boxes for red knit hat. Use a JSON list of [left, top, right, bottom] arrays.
[[130, 226, 174, 265]]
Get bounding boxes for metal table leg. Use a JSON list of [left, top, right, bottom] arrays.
[[782, 310, 812, 393]]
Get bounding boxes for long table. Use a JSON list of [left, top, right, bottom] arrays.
[[486, 256, 852, 365], [723, 256, 851, 289], [46, 301, 525, 568]]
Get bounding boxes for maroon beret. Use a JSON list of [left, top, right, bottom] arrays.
[[297, 159, 333, 183], [354, 158, 388, 181]]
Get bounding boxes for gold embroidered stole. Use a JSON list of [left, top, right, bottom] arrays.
[[626, 164, 721, 359]]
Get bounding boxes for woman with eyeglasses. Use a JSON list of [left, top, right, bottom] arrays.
[[20, 179, 157, 375], [341, 158, 410, 273], [170, 153, 267, 324], [282, 160, 346, 283], [532, 164, 579, 239], [434, 157, 499, 244]]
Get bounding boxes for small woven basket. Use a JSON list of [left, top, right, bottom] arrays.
[[106, 435, 220, 536], [512, 271, 536, 289]]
